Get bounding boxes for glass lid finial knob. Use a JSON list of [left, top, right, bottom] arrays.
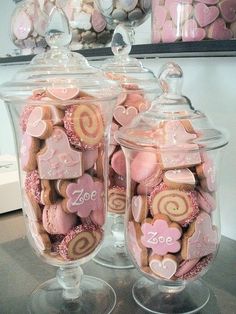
[[45, 6, 72, 48]]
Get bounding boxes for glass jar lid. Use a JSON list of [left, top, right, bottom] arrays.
[[116, 62, 228, 151], [0, 7, 119, 102], [100, 25, 159, 93]]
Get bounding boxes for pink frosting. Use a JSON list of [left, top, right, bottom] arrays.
[[26, 106, 50, 138], [150, 256, 178, 280], [82, 148, 98, 171], [186, 211, 218, 259], [42, 202, 77, 235], [37, 127, 83, 179], [113, 106, 138, 126], [20, 133, 37, 171], [65, 173, 104, 218], [175, 258, 200, 277], [141, 218, 182, 255], [20, 106, 34, 132]]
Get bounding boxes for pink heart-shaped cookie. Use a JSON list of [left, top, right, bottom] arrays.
[[150, 256, 178, 279], [113, 106, 138, 126], [219, 0, 236, 23], [161, 21, 179, 43], [194, 3, 219, 27], [26, 106, 52, 139], [207, 18, 233, 39], [47, 88, 80, 100], [182, 19, 206, 41], [169, 3, 193, 25]]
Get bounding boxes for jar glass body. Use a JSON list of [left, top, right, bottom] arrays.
[[122, 144, 222, 284], [152, 0, 235, 43], [6, 89, 117, 268]]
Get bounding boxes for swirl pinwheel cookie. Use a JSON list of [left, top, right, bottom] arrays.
[[150, 183, 199, 226], [64, 104, 104, 150], [108, 186, 126, 214]]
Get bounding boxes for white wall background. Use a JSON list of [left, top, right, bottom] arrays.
[[0, 6, 235, 240]]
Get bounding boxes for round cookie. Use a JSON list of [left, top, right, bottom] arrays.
[[150, 183, 199, 226], [59, 224, 103, 260], [197, 188, 216, 213], [111, 149, 126, 177], [108, 186, 126, 214], [64, 104, 104, 150]]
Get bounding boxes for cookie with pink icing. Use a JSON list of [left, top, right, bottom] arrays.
[[26, 106, 53, 139], [37, 127, 83, 179], [149, 254, 178, 280], [169, 2, 193, 26], [197, 188, 216, 213], [111, 149, 126, 177], [131, 195, 148, 223], [113, 105, 138, 126], [181, 211, 218, 260], [196, 157, 216, 192], [194, 3, 219, 27], [62, 173, 104, 218], [161, 20, 179, 43], [20, 133, 40, 172], [219, 0, 236, 23], [150, 183, 199, 226], [91, 10, 106, 32], [110, 122, 119, 145], [48, 105, 64, 126], [46, 88, 80, 101], [163, 168, 196, 190], [159, 120, 201, 169], [207, 18, 233, 40], [141, 214, 182, 255], [20, 106, 34, 132], [128, 221, 148, 267]]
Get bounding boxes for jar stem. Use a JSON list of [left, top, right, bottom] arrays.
[[56, 266, 83, 300], [158, 281, 186, 294], [111, 214, 125, 248]]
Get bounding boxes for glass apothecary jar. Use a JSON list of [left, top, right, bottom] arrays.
[[11, 0, 51, 55], [93, 25, 161, 269], [152, 0, 236, 43], [56, 0, 114, 50], [116, 62, 228, 313], [1, 7, 120, 314]]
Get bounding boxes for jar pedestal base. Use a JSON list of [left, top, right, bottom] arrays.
[[28, 275, 116, 314], [132, 277, 210, 314]]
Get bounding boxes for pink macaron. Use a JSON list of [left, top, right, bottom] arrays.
[[131, 151, 159, 183], [42, 202, 77, 235], [111, 149, 126, 177]]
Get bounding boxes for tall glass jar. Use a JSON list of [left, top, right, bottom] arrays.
[[93, 27, 161, 269], [116, 62, 228, 314], [1, 7, 120, 314]]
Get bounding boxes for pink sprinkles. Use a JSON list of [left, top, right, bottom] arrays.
[[180, 254, 213, 280], [20, 105, 34, 132], [64, 105, 85, 149], [59, 223, 103, 260], [25, 170, 41, 203]]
